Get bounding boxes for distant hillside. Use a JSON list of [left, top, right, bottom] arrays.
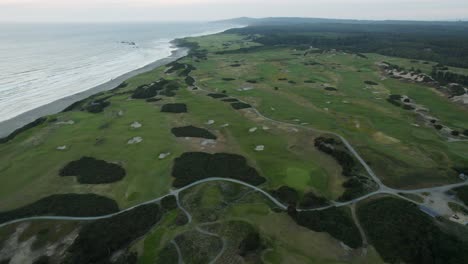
[[214, 16, 468, 27]]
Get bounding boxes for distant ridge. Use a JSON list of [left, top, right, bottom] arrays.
[[214, 17, 468, 26]]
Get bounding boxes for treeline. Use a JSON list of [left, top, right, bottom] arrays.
[[227, 23, 468, 68]]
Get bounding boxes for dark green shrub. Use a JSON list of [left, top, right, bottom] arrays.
[[364, 81, 378, 85], [66, 204, 161, 264], [299, 191, 330, 208], [222, 98, 238, 103], [231, 102, 252, 110], [161, 103, 187, 113], [207, 93, 228, 99], [59, 156, 126, 184], [324, 87, 337, 91], [453, 186, 468, 206], [172, 152, 266, 187], [358, 197, 468, 264], [161, 195, 177, 211], [270, 186, 299, 205], [290, 207, 362, 248], [0, 194, 119, 224]]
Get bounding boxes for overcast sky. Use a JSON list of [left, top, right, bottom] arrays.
[[0, 0, 467, 22]]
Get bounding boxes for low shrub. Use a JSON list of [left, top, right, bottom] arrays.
[[66, 204, 161, 264], [222, 78, 236, 81], [146, 98, 162, 102], [299, 191, 330, 208], [161, 195, 177, 211], [239, 231, 261, 256], [453, 186, 468, 206], [172, 152, 266, 187], [171, 125, 217, 140], [289, 207, 362, 248], [231, 102, 252, 110], [207, 93, 228, 99], [364, 80, 378, 85], [270, 186, 299, 205], [0, 194, 119, 224], [161, 103, 187, 113], [358, 197, 468, 263], [314, 137, 356, 176], [324, 87, 337, 91], [59, 156, 126, 184], [222, 98, 238, 103], [185, 76, 195, 86]]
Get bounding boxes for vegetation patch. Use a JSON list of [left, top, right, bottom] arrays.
[[172, 152, 266, 187], [324, 87, 337, 91], [59, 156, 126, 184], [132, 79, 175, 99], [453, 186, 468, 206], [146, 98, 162, 102], [185, 76, 195, 86], [85, 98, 111, 113], [314, 137, 355, 176], [161, 103, 187, 113], [270, 186, 299, 205], [160, 195, 177, 211], [66, 204, 161, 264], [0, 194, 119, 224], [0, 117, 47, 144], [222, 77, 236, 81], [222, 98, 238, 103], [207, 93, 228, 99], [299, 191, 330, 209], [171, 125, 217, 140], [231, 102, 252, 110], [358, 197, 468, 263], [289, 207, 362, 248], [364, 80, 379, 85]]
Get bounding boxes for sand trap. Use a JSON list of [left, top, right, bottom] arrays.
[[56, 120, 75, 125], [56, 145, 67, 150], [373, 132, 400, 144], [255, 145, 265, 151], [301, 122, 309, 125], [130, 122, 142, 129], [158, 152, 171, 160], [206, 120, 215, 125], [220, 123, 230, 128], [118, 110, 124, 116], [262, 126, 270, 130], [201, 139, 216, 146], [271, 107, 276, 111], [249, 127, 258, 133], [237, 87, 254, 91], [128, 137, 143, 144]]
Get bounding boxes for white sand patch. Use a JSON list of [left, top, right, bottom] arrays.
[[249, 127, 258, 133], [237, 87, 254, 91], [158, 152, 171, 160], [326, 101, 331, 104], [201, 139, 216, 146], [372, 132, 400, 144], [206, 120, 215, 125], [220, 123, 230, 128], [293, 119, 300, 122], [130, 121, 142, 129], [301, 123, 309, 125], [255, 145, 265, 151], [270, 107, 276, 111], [262, 126, 270, 130], [56, 120, 75, 125], [56, 145, 67, 150], [354, 121, 360, 129], [127, 137, 143, 144], [452, 94, 468, 105], [118, 110, 124, 116], [412, 123, 421, 127]]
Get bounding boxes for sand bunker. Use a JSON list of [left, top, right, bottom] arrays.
[[255, 145, 265, 151], [249, 127, 258, 133], [158, 152, 171, 160], [56, 145, 67, 151], [206, 120, 215, 125], [130, 122, 142, 129], [128, 137, 143, 144]]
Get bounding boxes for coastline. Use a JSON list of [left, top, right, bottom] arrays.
[[0, 46, 189, 138]]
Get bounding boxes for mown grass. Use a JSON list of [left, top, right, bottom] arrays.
[[188, 33, 468, 189]]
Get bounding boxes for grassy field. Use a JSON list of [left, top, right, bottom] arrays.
[[0, 36, 343, 211], [187, 34, 468, 188]]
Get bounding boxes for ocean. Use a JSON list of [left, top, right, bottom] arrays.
[[0, 22, 234, 125]]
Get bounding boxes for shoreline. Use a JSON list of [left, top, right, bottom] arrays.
[[0, 46, 189, 138]]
